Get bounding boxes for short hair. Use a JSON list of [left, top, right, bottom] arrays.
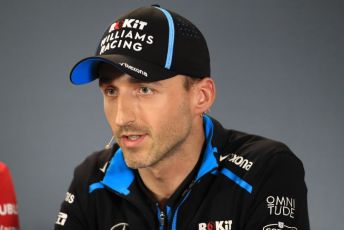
[[183, 76, 201, 91]]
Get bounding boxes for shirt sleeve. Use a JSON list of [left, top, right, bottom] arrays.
[[54, 165, 90, 230], [243, 152, 310, 230]]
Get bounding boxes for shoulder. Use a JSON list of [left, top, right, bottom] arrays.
[[211, 118, 304, 178], [210, 120, 309, 229], [226, 129, 297, 167]]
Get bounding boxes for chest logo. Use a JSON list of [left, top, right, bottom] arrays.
[[198, 220, 232, 230], [226, 153, 253, 171], [100, 161, 109, 173], [266, 196, 296, 219], [263, 222, 297, 230], [110, 223, 129, 230], [219, 154, 230, 162]]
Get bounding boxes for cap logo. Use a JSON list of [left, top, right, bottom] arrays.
[[99, 18, 154, 55], [109, 19, 148, 32], [119, 62, 148, 77]]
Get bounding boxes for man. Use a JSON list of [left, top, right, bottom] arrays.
[[55, 5, 310, 230]]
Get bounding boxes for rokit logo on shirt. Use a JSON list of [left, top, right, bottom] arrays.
[[198, 220, 232, 230]]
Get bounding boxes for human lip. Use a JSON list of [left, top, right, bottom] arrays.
[[120, 134, 146, 148]]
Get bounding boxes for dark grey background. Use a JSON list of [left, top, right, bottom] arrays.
[[1, 0, 343, 229]]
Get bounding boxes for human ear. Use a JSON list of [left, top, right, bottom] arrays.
[[192, 77, 216, 116]]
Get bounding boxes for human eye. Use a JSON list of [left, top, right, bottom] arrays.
[[138, 86, 154, 95], [103, 87, 117, 97]]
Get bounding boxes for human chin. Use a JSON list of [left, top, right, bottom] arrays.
[[121, 147, 154, 169]]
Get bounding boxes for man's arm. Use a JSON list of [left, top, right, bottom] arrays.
[[54, 159, 93, 230], [243, 152, 310, 230], [54, 181, 88, 229]]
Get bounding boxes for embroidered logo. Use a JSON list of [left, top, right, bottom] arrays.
[[226, 153, 253, 171], [198, 220, 232, 230], [110, 223, 129, 230], [263, 222, 297, 230], [266, 196, 296, 219], [55, 212, 68, 226]]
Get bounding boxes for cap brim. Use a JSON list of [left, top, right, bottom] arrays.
[[70, 54, 178, 85]]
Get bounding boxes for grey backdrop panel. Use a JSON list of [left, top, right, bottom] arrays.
[[1, 0, 343, 229]]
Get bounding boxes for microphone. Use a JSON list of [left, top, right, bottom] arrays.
[[105, 136, 115, 149], [0, 162, 20, 229]]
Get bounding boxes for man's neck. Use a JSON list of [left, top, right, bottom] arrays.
[[138, 119, 205, 207]]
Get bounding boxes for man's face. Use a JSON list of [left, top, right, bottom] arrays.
[[99, 64, 195, 169]]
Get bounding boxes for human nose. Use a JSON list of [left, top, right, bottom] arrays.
[[114, 93, 136, 127]]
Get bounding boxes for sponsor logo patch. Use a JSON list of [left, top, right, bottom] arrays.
[[198, 220, 232, 230], [55, 212, 68, 226], [223, 153, 254, 171], [0, 226, 18, 230], [119, 62, 148, 77], [99, 18, 154, 55], [266, 196, 296, 219], [263, 222, 297, 230], [100, 161, 109, 173], [0, 203, 18, 216], [219, 154, 230, 162], [110, 223, 129, 230], [109, 19, 148, 32], [64, 192, 75, 204]]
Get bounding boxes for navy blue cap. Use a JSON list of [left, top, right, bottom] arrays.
[[70, 6, 210, 85]]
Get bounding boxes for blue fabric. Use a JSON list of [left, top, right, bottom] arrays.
[[166, 206, 172, 224], [70, 58, 98, 85], [154, 7, 175, 69], [95, 115, 217, 197], [101, 148, 135, 195], [195, 115, 219, 180], [70, 57, 117, 85], [89, 182, 105, 193], [89, 114, 220, 228], [171, 115, 218, 228], [220, 168, 253, 193]]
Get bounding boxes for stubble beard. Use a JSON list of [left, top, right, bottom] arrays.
[[119, 103, 193, 169]]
